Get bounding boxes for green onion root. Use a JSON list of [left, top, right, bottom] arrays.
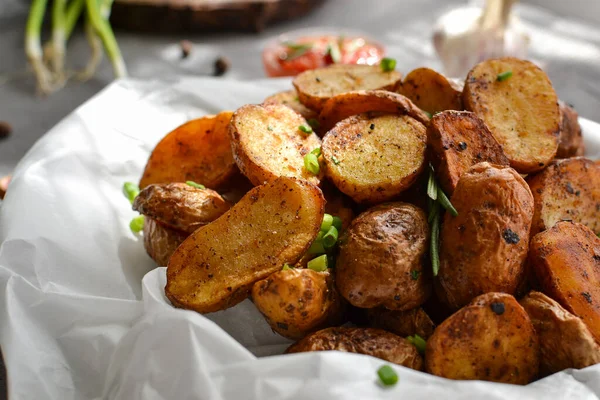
[[26, 0, 54, 94], [77, 19, 103, 81], [85, 0, 127, 78]]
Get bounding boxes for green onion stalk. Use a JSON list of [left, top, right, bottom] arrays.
[[25, 0, 53, 94], [85, 0, 127, 78]]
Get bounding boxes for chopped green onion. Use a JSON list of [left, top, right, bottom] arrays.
[[129, 215, 144, 233], [299, 124, 313, 134], [428, 200, 439, 224], [377, 365, 398, 386], [321, 213, 333, 231], [322, 226, 339, 248], [497, 71, 513, 82], [123, 182, 140, 204], [430, 211, 440, 276], [407, 334, 427, 355], [327, 42, 342, 63], [284, 42, 313, 60], [427, 165, 438, 201], [331, 155, 341, 165], [410, 270, 420, 280], [282, 264, 293, 271], [186, 181, 205, 189], [307, 254, 328, 272], [423, 111, 432, 119], [437, 187, 458, 217], [308, 118, 320, 130], [311, 147, 322, 157], [332, 216, 343, 231], [380, 57, 396, 72], [308, 231, 326, 254], [304, 153, 320, 175]]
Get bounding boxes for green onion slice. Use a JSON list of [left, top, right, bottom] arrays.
[[377, 365, 398, 386], [437, 187, 458, 217], [311, 147, 322, 157], [186, 181, 205, 189], [427, 165, 438, 201], [307, 254, 328, 272], [322, 226, 339, 248], [304, 153, 320, 175], [497, 71, 513, 81], [123, 182, 140, 204], [282, 264, 293, 271], [129, 215, 144, 233], [332, 216, 343, 231], [423, 111, 432, 119], [407, 334, 427, 355], [308, 118, 320, 130], [327, 42, 342, 63], [380, 57, 396, 72], [321, 213, 333, 231], [299, 124, 313, 134]]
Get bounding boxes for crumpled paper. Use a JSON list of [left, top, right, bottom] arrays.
[[0, 77, 599, 400]]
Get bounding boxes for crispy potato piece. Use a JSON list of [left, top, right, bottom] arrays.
[[520, 291, 600, 376], [229, 104, 322, 186], [133, 183, 230, 234], [293, 64, 402, 111], [218, 172, 255, 204], [463, 57, 560, 173], [166, 177, 325, 313], [287, 327, 423, 370], [263, 90, 318, 121], [529, 221, 600, 342], [367, 307, 435, 339], [428, 111, 510, 195], [526, 157, 600, 237], [142, 218, 187, 267], [322, 113, 427, 203], [336, 203, 431, 310], [426, 292, 539, 384], [436, 163, 534, 310], [252, 268, 345, 340], [557, 101, 585, 159], [139, 111, 236, 189], [317, 90, 429, 133], [400, 67, 463, 113]]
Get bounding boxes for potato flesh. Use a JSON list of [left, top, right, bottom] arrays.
[[165, 177, 324, 313], [263, 90, 318, 121], [556, 101, 584, 158], [400, 67, 463, 113]]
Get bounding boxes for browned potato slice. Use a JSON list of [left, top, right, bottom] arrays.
[[367, 307, 435, 339], [166, 177, 324, 313], [463, 57, 560, 173], [336, 203, 430, 310], [287, 327, 423, 370], [293, 64, 402, 111], [426, 292, 539, 384], [229, 104, 322, 186], [317, 90, 429, 133], [556, 101, 585, 159], [139, 111, 236, 189], [263, 90, 318, 121], [520, 291, 600, 376], [251, 268, 345, 340], [529, 221, 600, 343], [218, 172, 255, 204], [428, 111, 510, 195], [400, 67, 463, 113], [322, 113, 427, 203], [436, 162, 534, 310], [526, 157, 600, 236], [142, 218, 188, 267], [133, 183, 230, 234]]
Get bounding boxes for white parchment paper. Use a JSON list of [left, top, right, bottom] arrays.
[[1, 77, 599, 400]]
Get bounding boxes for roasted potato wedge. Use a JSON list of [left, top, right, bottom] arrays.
[[527, 157, 600, 237], [317, 90, 429, 133], [166, 177, 325, 313], [293, 64, 402, 111], [520, 291, 600, 376], [367, 307, 435, 339], [428, 111, 510, 195], [139, 111, 237, 189], [133, 183, 231, 233], [322, 113, 427, 203], [400, 67, 463, 113], [436, 162, 534, 310], [529, 221, 600, 342], [426, 292, 539, 384], [218, 172, 254, 204], [252, 268, 345, 340], [142, 218, 188, 267], [287, 327, 423, 370], [263, 90, 318, 122], [229, 104, 322, 186], [556, 101, 585, 159], [336, 203, 430, 310], [463, 57, 560, 173]]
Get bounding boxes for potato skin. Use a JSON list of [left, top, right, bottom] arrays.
[[529, 221, 600, 343], [263, 90, 318, 121], [427, 111, 509, 195], [133, 183, 231, 233], [142, 218, 188, 267], [251, 268, 345, 340], [426, 292, 539, 384], [556, 101, 584, 159], [526, 157, 600, 237], [336, 202, 430, 310], [367, 307, 435, 339], [520, 291, 600, 376], [286, 327, 423, 370], [400, 67, 463, 114], [436, 162, 534, 310]]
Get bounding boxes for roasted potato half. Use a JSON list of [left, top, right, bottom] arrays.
[[229, 104, 322, 186], [263, 90, 318, 122], [336, 202, 431, 310], [556, 101, 585, 159], [463, 57, 560, 173], [142, 218, 188, 267], [322, 113, 427, 203], [436, 162, 534, 310], [317, 90, 429, 133], [139, 111, 237, 189], [427, 111, 510, 195], [287, 327, 423, 370], [400, 67, 463, 114], [166, 177, 325, 313], [293, 64, 402, 111], [529, 221, 600, 343], [426, 292, 539, 384], [367, 307, 435, 339], [252, 268, 345, 340], [520, 291, 600, 376], [527, 157, 600, 237]]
